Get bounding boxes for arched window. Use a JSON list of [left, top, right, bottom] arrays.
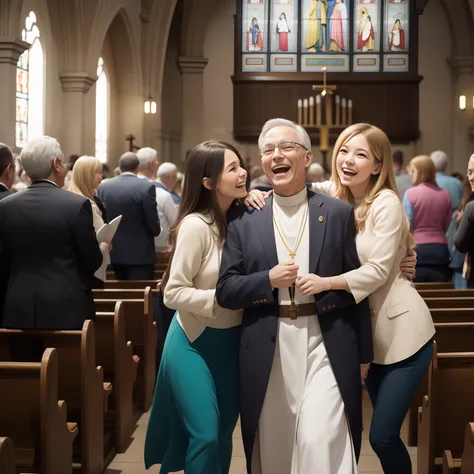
[[95, 57, 108, 163], [16, 11, 44, 148]]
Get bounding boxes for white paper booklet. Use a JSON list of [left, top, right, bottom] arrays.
[[96, 215, 122, 243]]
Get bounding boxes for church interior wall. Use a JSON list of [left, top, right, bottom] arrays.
[[5, 0, 474, 174], [196, 0, 468, 172], [417, 0, 454, 166], [107, 11, 144, 168], [161, 2, 184, 166]]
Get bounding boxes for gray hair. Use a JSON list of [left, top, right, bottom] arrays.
[[307, 163, 326, 181], [158, 162, 177, 178], [430, 150, 449, 172], [20, 136, 62, 180], [119, 152, 139, 172], [258, 118, 311, 151], [136, 147, 158, 171]]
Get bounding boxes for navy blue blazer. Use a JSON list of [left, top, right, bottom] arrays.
[[0, 186, 11, 201], [98, 174, 160, 266], [216, 190, 373, 471], [0, 181, 102, 330]]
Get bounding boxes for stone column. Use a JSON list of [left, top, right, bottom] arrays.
[[448, 56, 474, 172], [177, 56, 209, 158], [59, 72, 96, 158], [0, 38, 29, 148]]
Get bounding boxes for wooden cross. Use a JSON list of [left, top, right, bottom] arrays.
[[312, 67, 337, 97], [125, 134, 141, 152]]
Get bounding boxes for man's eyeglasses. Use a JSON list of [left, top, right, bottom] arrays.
[[57, 158, 67, 167], [260, 140, 308, 158]]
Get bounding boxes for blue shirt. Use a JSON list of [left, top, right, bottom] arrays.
[[155, 181, 180, 205], [395, 172, 413, 199], [436, 172, 464, 210]]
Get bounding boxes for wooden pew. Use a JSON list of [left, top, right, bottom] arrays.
[[93, 289, 156, 411], [0, 348, 78, 474], [434, 323, 474, 352], [408, 324, 474, 446], [443, 423, 474, 474], [106, 269, 165, 280], [104, 280, 159, 290], [418, 290, 474, 299], [0, 321, 107, 474], [95, 301, 139, 453], [0, 438, 15, 474], [415, 282, 455, 290], [431, 308, 474, 323], [418, 344, 474, 474], [425, 298, 474, 310]]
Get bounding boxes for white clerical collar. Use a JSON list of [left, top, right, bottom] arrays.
[[273, 186, 307, 207]]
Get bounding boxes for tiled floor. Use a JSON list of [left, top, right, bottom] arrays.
[[106, 389, 417, 473]]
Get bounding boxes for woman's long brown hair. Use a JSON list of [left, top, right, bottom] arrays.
[[161, 140, 248, 290]]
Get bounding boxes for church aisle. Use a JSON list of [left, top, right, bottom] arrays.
[[105, 390, 416, 474]]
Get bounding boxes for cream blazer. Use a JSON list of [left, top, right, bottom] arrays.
[[163, 213, 242, 342], [313, 183, 435, 364]]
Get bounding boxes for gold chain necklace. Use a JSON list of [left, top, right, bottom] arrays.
[[273, 200, 309, 319]]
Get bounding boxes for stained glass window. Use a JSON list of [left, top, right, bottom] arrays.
[[95, 57, 108, 163], [16, 11, 44, 148], [238, 0, 410, 72]]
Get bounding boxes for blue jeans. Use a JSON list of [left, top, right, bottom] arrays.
[[365, 338, 434, 474], [453, 271, 467, 289]]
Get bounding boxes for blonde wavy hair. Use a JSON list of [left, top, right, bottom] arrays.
[[69, 155, 103, 201], [408, 155, 437, 186], [331, 123, 415, 249]]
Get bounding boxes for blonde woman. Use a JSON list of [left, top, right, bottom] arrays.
[[403, 155, 452, 282], [247, 122, 435, 474], [69, 156, 112, 286]]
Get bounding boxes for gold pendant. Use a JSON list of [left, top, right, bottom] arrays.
[[290, 300, 297, 320], [289, 252, 296, 259]]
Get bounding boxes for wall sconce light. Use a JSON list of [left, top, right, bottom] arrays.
[[459, 95, 467, 111], [144, 96, 157, 114]]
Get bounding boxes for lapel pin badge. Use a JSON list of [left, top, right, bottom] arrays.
[[318, 216, 324, 223]]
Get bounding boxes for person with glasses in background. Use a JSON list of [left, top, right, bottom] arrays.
[[0, 136, 102, 361]]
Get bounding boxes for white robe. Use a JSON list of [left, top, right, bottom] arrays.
[[252, 188, 357, 474]]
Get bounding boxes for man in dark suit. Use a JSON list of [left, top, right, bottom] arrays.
[[216, 119, 373, 474], [98, 152, 160, 280], [0, 136, 102, 361], [0, 144, 15, 200]]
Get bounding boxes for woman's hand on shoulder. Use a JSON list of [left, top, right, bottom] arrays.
[[244, 189, 271, 210]]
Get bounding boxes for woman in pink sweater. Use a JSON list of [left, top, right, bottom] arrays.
[[403, 155, 452, 282]]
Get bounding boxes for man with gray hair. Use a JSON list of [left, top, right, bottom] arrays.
[[306, 162, 327, 183], [217, 118, 371, 474], [98, 152, 160, 280], [0, 136, 102, 360], [157, 162, 180, 205], [136, 147, 178, 251], [430, 150, 463, 210]]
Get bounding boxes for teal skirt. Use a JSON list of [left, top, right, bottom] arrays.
[[144, 315, 240, 474]]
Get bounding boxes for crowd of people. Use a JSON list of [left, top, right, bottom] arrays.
[[0, 122, 473, 474], [0, 137, 181, 352]]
